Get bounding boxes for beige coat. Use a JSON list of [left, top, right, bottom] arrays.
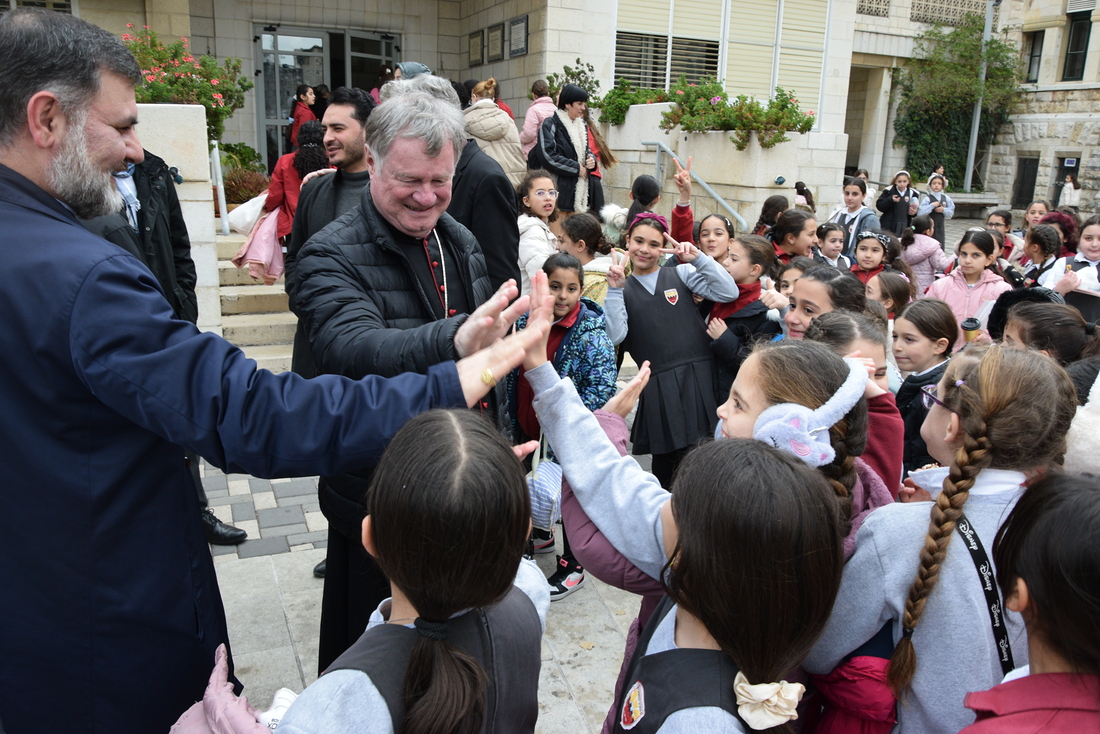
[[465, 99, 526, 187]]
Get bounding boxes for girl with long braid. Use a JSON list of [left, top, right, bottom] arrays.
[[804, 345, 1077, 733]]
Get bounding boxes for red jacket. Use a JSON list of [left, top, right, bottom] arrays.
[[865, 392, 904, 498], [963, 673, 1100, 733], [290, 101, 316, 147], [851, 262, 885, 284], [264, 153, 305, 240], [671, 203, 694, 244], [496, 98, 514, 118], [803, 656, 897, 734]]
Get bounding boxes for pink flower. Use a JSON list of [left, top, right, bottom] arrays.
[[710, 96, 721, 105], [676, 90, 684, 95], [808, 111, 815, 116], [145, 75, 155, 82], [211, 79, 220, 85], [122, 34, 132, 41], [212, 93, 223, 99], [194, 63, 201, 69]]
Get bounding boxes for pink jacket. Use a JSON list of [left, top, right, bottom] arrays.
[[925, 267, 1012, 344], [520, 96, 557, 156], [900, 233, 952, 297], [963, 673, 1100, 733]]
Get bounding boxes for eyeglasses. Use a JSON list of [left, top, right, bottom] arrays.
[[535, 189, 559, 198], [985, 221, 1007, 229], [920, 384, 948, 411]]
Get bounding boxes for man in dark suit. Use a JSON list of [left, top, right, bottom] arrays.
[[0, 11, 545, 733]]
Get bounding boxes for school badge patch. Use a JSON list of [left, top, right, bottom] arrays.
[[620, 681, 645, 729], [663, 288, 679, 306]]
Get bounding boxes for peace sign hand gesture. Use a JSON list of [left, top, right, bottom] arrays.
[[673, 156, 693, 204], [608, 250, 628, 289], [659, 232, 700, 263]]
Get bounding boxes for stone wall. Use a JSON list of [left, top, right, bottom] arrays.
[[596, 103, 848, 233]]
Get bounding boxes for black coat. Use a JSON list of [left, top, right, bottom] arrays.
[[877, 185, 919, 236], [294, 184, 496, 537], [532, 112, 592, 213], [447, 139, 521, 294], [285, 169, 368, 378], [81, 150, 198, 323], [896, 360, 948, 475], [705, 299, 782, 399]]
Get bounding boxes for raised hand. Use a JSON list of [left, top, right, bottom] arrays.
[[673, 156, 693, 204], [660, 232, 701, 263], [603, 361, 651, 419], [607, 249, 628, 289], [453, 279, 527, 358], [521, 270, 555, 372], [455, 318, 549, 407], [706, 316, 728, 340]]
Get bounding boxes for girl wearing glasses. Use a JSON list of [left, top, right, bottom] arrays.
[[806, 345, 1077, 734], [516, 169, 561, 296]]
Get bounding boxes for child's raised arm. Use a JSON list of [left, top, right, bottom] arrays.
[[662, 232, 740, 302]]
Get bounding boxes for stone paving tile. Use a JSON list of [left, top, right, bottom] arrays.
[[272, 478, 317, 499], [205, 489, 229, 500], [202, 474, 228, 491], [273, 493, 319, 507], [230, 500, 255, 523], [286, 530, 327, 546], [256, 504, 306, 528], [208, 493, 255, 506], [247, 477, 273, 493], [257, 522, 309, 538], [237, 535, 290, 558]]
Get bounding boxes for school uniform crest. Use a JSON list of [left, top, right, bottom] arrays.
[[663, 288, 679, 306], [620, 681, 645, 729]]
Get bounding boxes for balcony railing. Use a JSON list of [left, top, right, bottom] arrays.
[[910, 0, 997, 25]]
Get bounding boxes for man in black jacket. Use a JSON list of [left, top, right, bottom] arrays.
[[285, 86, 376, 380], [82, 149, 247, 546], [294, 81, 519, 672]]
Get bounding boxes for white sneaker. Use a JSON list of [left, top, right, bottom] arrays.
[[259, 687, 298, 730]]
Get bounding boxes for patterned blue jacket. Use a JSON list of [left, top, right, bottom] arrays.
[[508, 297, 618, 440]]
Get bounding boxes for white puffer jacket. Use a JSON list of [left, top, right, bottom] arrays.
[[464, 99, 526, 187], [517, 214, 559, 296]]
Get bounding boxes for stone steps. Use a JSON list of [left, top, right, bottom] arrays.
[[216, 233, 296, 373]]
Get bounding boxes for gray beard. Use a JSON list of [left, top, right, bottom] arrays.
[[47, 117, 124, 220]]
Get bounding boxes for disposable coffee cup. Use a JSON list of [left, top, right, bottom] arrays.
[[961, 318, 981, 342]]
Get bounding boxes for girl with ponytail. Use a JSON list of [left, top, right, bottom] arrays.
[[805, 345, 1077, 734], [277, 410, 547, 734]]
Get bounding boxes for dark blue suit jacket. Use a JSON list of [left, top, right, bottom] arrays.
[[0, 165, 465, 734]]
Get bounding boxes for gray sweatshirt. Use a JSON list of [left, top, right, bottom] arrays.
[[528, 363, 742, 732], [604, 253, 739, 345], [803, 467, 1030, 734]]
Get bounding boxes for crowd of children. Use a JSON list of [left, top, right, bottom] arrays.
[[177, 166, 1100, 734]]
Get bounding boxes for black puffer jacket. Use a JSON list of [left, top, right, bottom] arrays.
[[294, 184, 496, 537]]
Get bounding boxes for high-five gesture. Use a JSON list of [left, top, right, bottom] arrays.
[[607, 249, 628, 289], [453, 279, 527, 358], [522, 271, 556, 371], [660, 232, 701, 263], [673, 156, 693, 205]]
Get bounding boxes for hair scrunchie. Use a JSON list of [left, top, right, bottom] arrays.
[[628, 211, 669, 233], [1087, 322, 1097, 336], [733, 671, 805, 730], [413, 617, 448, 642]]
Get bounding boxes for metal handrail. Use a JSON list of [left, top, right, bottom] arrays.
[[210, 140, 230, 236], [641, 140, 748, 231]]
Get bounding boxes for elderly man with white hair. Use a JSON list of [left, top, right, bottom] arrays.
[[293, 77, 521, 671]]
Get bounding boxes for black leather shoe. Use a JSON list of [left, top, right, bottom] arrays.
[[202, 508, 247, 545], [313, 560, 326, 578]]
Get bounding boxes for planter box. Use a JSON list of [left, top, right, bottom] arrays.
[[683, 131, 801, 190]]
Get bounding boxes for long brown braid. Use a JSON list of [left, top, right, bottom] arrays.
[[887, 345, 1078, 695]]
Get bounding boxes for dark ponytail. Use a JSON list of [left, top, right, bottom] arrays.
[[367, 410, 530, 734], [1007, 302, 1100, 365], [625, 175, 661, 228], [560, 212, 612, 256], [903, 214, 933, 249]]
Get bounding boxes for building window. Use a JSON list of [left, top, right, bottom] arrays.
[[1026, 31, 1043, 83], [1012, 157, 1041, 210], [614, 31, 718, 89], [1063, 12, 1092, 81], [0, 0, 73, 11]]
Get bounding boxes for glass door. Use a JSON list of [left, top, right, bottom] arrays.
[[256, 28, 328, 170], [347, 31, 400, 95]]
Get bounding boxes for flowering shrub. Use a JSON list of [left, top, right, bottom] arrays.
[[597, 79, 669, 126], [660, 81, 814, 149], [123, 25, 253, 143]]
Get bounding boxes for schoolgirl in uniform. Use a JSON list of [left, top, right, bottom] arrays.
[[1002, 301, 1100, 366], [604, 213, 738, 487], [917, 174, 955, 246], [1022, 224, 1063, 288], [925, 230, 1013, 344], [277, 409, 550, 734], [815, 222, 851, 269], [900, 214, 952, 296], [805, 345, 1077, 734], [962, 475, 1100, 732], [521, 338, 850, 733], [828, 176, 881, 259], [876, 171, 920, 236], [769, 209, 817, 265]]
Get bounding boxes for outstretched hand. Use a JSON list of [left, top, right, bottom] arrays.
[[453, 280, 527, 358], [603, 361, 651, 419], [673, 156, 693, 204], [521, 271, 555, 372], [455, 317, 549, 407], [660, 232, 700, 263]]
